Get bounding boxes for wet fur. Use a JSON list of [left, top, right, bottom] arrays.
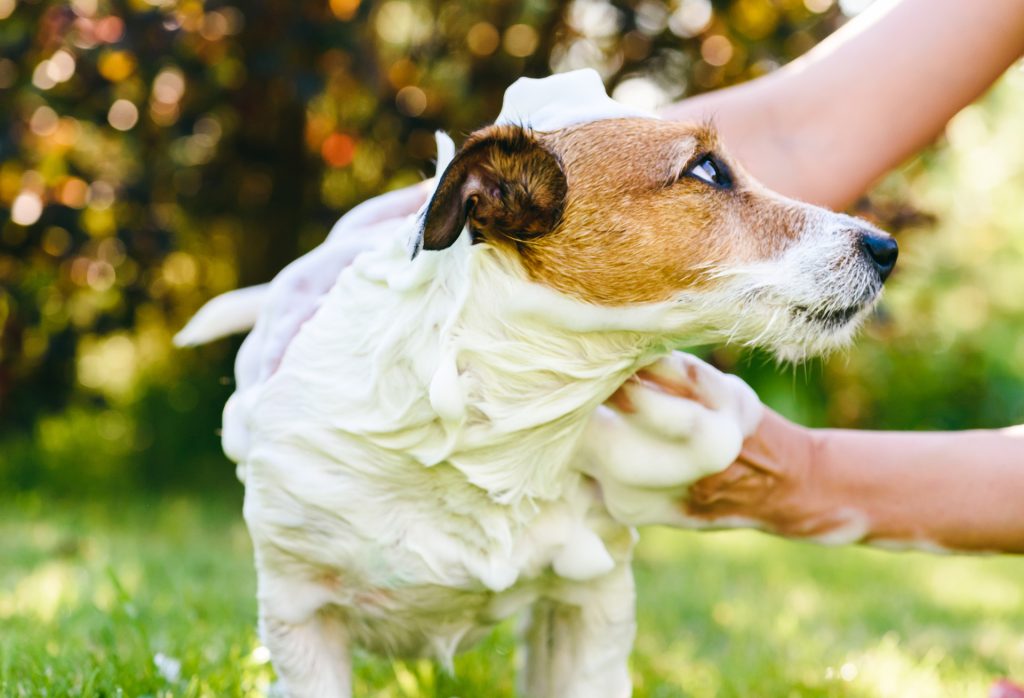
[[226, 119, 893, 698]]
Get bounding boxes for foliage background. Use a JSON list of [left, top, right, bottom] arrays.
[[1, 0, 1024, 694], [4, 0, 1023, 493]]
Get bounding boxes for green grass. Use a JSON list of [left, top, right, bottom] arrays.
[[1, 494, 1022, 697]]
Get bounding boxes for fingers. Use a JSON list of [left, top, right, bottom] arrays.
[[686, 461, 775, 511], [584, 401, 745, 489], [593, 353, 765, 490], [605, 378, 637, 413], [635, 353, 710, 403], [586, 353, 768, 526], [326, 181, 432, 242], [621, 352, 763, 438], [678, 412, 818, 533], [609, 379, 710, 440]]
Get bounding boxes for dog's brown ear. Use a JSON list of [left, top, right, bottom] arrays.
[[416, 125, 567, 255]]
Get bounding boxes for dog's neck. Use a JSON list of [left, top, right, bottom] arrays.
[[433, 244, 676, 502], [319, 226, 680, 504]]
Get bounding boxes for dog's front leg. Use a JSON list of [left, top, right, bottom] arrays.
[[518, 563, 635, 698], [260, 605, 353, 698]]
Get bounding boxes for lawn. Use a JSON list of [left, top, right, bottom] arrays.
[[1, 493, 1021, 697]]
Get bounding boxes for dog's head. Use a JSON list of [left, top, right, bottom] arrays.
[[418, 119, 896, 360]]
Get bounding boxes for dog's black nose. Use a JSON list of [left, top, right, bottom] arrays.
[[859, 230, 898, 282]]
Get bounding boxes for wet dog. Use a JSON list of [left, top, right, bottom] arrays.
[[178, 70, 895, 697]]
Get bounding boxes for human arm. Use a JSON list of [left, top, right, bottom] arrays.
[[229, 181, 432, 387], [683, 409, 1024, 554], [327, 0, 1024, 236], [328, 1, 1024, 232], [661, 0, 1024, 209], [613, 358, 1024, 555]]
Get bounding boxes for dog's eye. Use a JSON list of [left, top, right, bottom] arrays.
[[686, 155, 732, 189]]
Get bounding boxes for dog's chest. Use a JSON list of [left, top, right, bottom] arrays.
[[243, 377, 623, 586], [243, 424, 630, 657], [237, 240, 634, 655]]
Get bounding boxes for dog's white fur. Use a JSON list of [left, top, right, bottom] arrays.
[[179, 71, 890, 697], [233, 198, 761, 697]]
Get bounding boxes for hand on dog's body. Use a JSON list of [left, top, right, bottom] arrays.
[[684, 403, 1024, 555], [579, 352, 762, 527], [178, 70, 895, 697], [622, 363, 1024, 555]]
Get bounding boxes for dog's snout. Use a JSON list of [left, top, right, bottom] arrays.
[[858, 230, 898, 282]]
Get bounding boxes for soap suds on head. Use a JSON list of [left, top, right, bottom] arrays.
[[495, 69, 657, 131]]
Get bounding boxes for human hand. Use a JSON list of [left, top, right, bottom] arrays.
[[625, 365, 859, 542], [325, 180, 433, 242], [579, 352, 763, 526], [683, 409, 823, 536], [235, 182, 432, 389]]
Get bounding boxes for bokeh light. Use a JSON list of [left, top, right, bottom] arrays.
[[395, 85, 427, 116], [330, 0, 361, 20], [32, 62, 57, 90], [375, 1, 433, 45], [467, 22, 500, 56], [840, 0, 876, 14], [321, 133, 356, 168], [42, 226, 72, 257], [11, 191, 44, 226], [152, 68, 186, 104], [58, 177, 90, 208], [670, 0, 713, 38], [503, 24, 539, 58], [805, 0, 835, 12], [98, 50, 136, 82], [29, 106, 60, 137], [701, 35, 734, 66], [107, 100, 139, 131]]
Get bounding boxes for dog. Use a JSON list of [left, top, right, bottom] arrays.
[[177, 69, 897, 697]]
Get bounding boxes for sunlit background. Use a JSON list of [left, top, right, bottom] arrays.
[[1, 0, 1023, 695]]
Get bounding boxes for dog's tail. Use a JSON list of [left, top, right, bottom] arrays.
[[173, 284, 269, 347]]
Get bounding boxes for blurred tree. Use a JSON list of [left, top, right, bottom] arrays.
[[6, 0, 1021, 494], [0, 0, 849, 433]]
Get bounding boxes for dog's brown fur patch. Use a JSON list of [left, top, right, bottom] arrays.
[[515, 119, 810, 305], [422, 118, 812, 306]]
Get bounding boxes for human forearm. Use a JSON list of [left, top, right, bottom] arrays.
[[686, 410, 1024, 554], [663, 0, 1024, 208], [811, 425, 1024, 553]]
